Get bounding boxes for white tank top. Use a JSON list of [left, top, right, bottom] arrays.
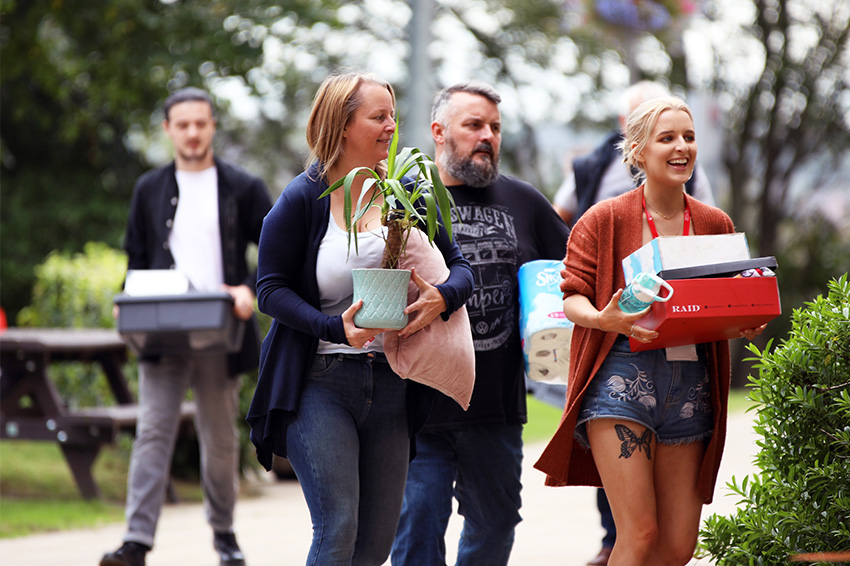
[[315, 212, 386, 354]]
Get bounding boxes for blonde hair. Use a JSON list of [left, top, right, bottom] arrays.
[[619, 96, 693, 174], [305, 70, 395, 181]]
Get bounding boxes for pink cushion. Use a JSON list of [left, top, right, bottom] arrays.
[[383, 230, 475, 409]]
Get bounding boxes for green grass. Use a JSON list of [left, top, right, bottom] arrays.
[[727, 386, 759, 414], [0, 499, 124, 538], [0, 437, 203, 539], [525, 395, 567, 444]]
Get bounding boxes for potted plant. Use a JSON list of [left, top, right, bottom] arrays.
[[319, 123, 458, 329]]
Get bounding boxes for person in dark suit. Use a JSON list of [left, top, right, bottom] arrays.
[[554, 81, 714, 228]]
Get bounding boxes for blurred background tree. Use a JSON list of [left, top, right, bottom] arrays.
[[1, 0, 276, 319], [682, 0, 850, 382]]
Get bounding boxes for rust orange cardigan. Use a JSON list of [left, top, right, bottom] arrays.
[[533, 187, 735, 504]]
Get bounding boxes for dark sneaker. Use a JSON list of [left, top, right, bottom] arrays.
[[100, 542, 150, 566], [213, 532, 246, 566]]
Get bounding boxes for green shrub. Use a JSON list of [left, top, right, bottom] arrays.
[[17, 242, 126, 330], [16, 242, 131, 408], [699, 274, 850, 565]]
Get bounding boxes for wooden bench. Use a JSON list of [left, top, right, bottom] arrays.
[[0, 328, 196, 499]]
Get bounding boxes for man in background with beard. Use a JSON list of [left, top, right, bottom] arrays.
[[101, 87, 271, 566], [391, 82, 570, 566]]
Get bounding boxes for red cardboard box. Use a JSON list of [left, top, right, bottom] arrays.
[[628, 276, 781, 352]]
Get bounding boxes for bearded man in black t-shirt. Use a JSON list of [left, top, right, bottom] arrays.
[[391, 82, 570, 566]]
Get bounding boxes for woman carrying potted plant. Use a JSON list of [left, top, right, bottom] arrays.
[[246, 70, 473, 566]]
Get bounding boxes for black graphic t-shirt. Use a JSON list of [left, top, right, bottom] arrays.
[[423, 175, 570, 431]]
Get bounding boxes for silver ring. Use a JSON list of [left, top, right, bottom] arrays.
[[629, 323, 636, 337]]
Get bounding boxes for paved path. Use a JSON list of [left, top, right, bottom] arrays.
[[0, 411, 758, 565]]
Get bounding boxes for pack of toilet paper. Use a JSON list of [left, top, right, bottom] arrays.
[[518, 260, 573, 384]]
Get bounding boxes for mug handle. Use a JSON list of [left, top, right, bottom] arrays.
[[654, 279, 675, 303]]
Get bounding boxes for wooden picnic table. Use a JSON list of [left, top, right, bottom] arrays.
[[0, 327, 194, 499]]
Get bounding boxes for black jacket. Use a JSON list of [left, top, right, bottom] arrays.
[[124, 156, 273, 376]]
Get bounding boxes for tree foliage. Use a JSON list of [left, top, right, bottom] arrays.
[[0, 0, 274, 320], [3, 0, 848, 338], [699, 274, 850, 564], [699, 0, 850, 257]]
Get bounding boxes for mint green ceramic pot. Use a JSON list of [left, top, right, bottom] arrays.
[[351, 268, 411, 329]]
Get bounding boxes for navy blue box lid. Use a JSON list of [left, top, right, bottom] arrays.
[[659, 256, 778, 280]]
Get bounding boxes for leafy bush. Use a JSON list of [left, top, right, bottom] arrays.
[[18, 241, 126, 329], [16, 242, 131, 408], [699, 274, 850, 565]]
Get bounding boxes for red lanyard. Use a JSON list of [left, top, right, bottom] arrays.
[[643, 193, 690, 238]]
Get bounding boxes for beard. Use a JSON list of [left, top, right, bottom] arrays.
[[177, 143, 212, 164], [439, 136, 499, 188]]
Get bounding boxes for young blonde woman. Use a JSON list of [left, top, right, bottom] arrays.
[[247, 71, 473, 565], [535, 96, 765, 566]]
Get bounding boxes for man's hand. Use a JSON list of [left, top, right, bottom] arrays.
[[222, 284, 255, 320]]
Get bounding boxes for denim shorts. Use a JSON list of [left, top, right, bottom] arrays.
[[575, 336, 713, 447]]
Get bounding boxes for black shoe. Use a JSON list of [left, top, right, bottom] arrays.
[[213, 532, 246, 566], [100, 542, 150, 566]]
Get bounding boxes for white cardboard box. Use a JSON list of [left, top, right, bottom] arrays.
[[622, 233, 750, 284]]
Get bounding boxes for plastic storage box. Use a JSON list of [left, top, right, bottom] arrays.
[[114, 292, 245, 356]]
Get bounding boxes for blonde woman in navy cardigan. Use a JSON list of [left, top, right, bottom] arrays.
[[247, 71, 473, 566]]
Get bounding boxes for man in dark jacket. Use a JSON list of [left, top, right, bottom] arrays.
[[553, 81, 714, 227], [101, 88, 271, 566]]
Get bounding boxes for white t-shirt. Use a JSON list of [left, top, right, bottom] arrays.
[[169, 167, 224, 292], [315, 212, 386, 354]]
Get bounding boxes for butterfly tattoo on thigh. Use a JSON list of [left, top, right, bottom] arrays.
[[615, 424, 652, 460]]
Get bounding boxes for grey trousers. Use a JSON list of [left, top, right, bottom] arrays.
[[123, 355, 241, 548]]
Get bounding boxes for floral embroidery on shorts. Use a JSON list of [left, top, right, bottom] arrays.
[[680, 372, 711, 419], [607, 363, 657, 411]]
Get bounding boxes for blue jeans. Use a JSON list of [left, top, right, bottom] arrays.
[[391, 424, 523, 566], [575, 336, 712, 448], [286, 352, 409, 566], [598, 488, 617, 548]]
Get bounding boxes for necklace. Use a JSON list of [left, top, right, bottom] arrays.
[[643, 193, 690, 239], [649, 205, 678, 220], [646, 197, 682, 220]]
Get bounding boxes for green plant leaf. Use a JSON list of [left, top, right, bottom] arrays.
[[316, 117, 460, 266]]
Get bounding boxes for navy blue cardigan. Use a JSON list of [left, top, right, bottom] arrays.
[[247, 166, 474, 470]]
